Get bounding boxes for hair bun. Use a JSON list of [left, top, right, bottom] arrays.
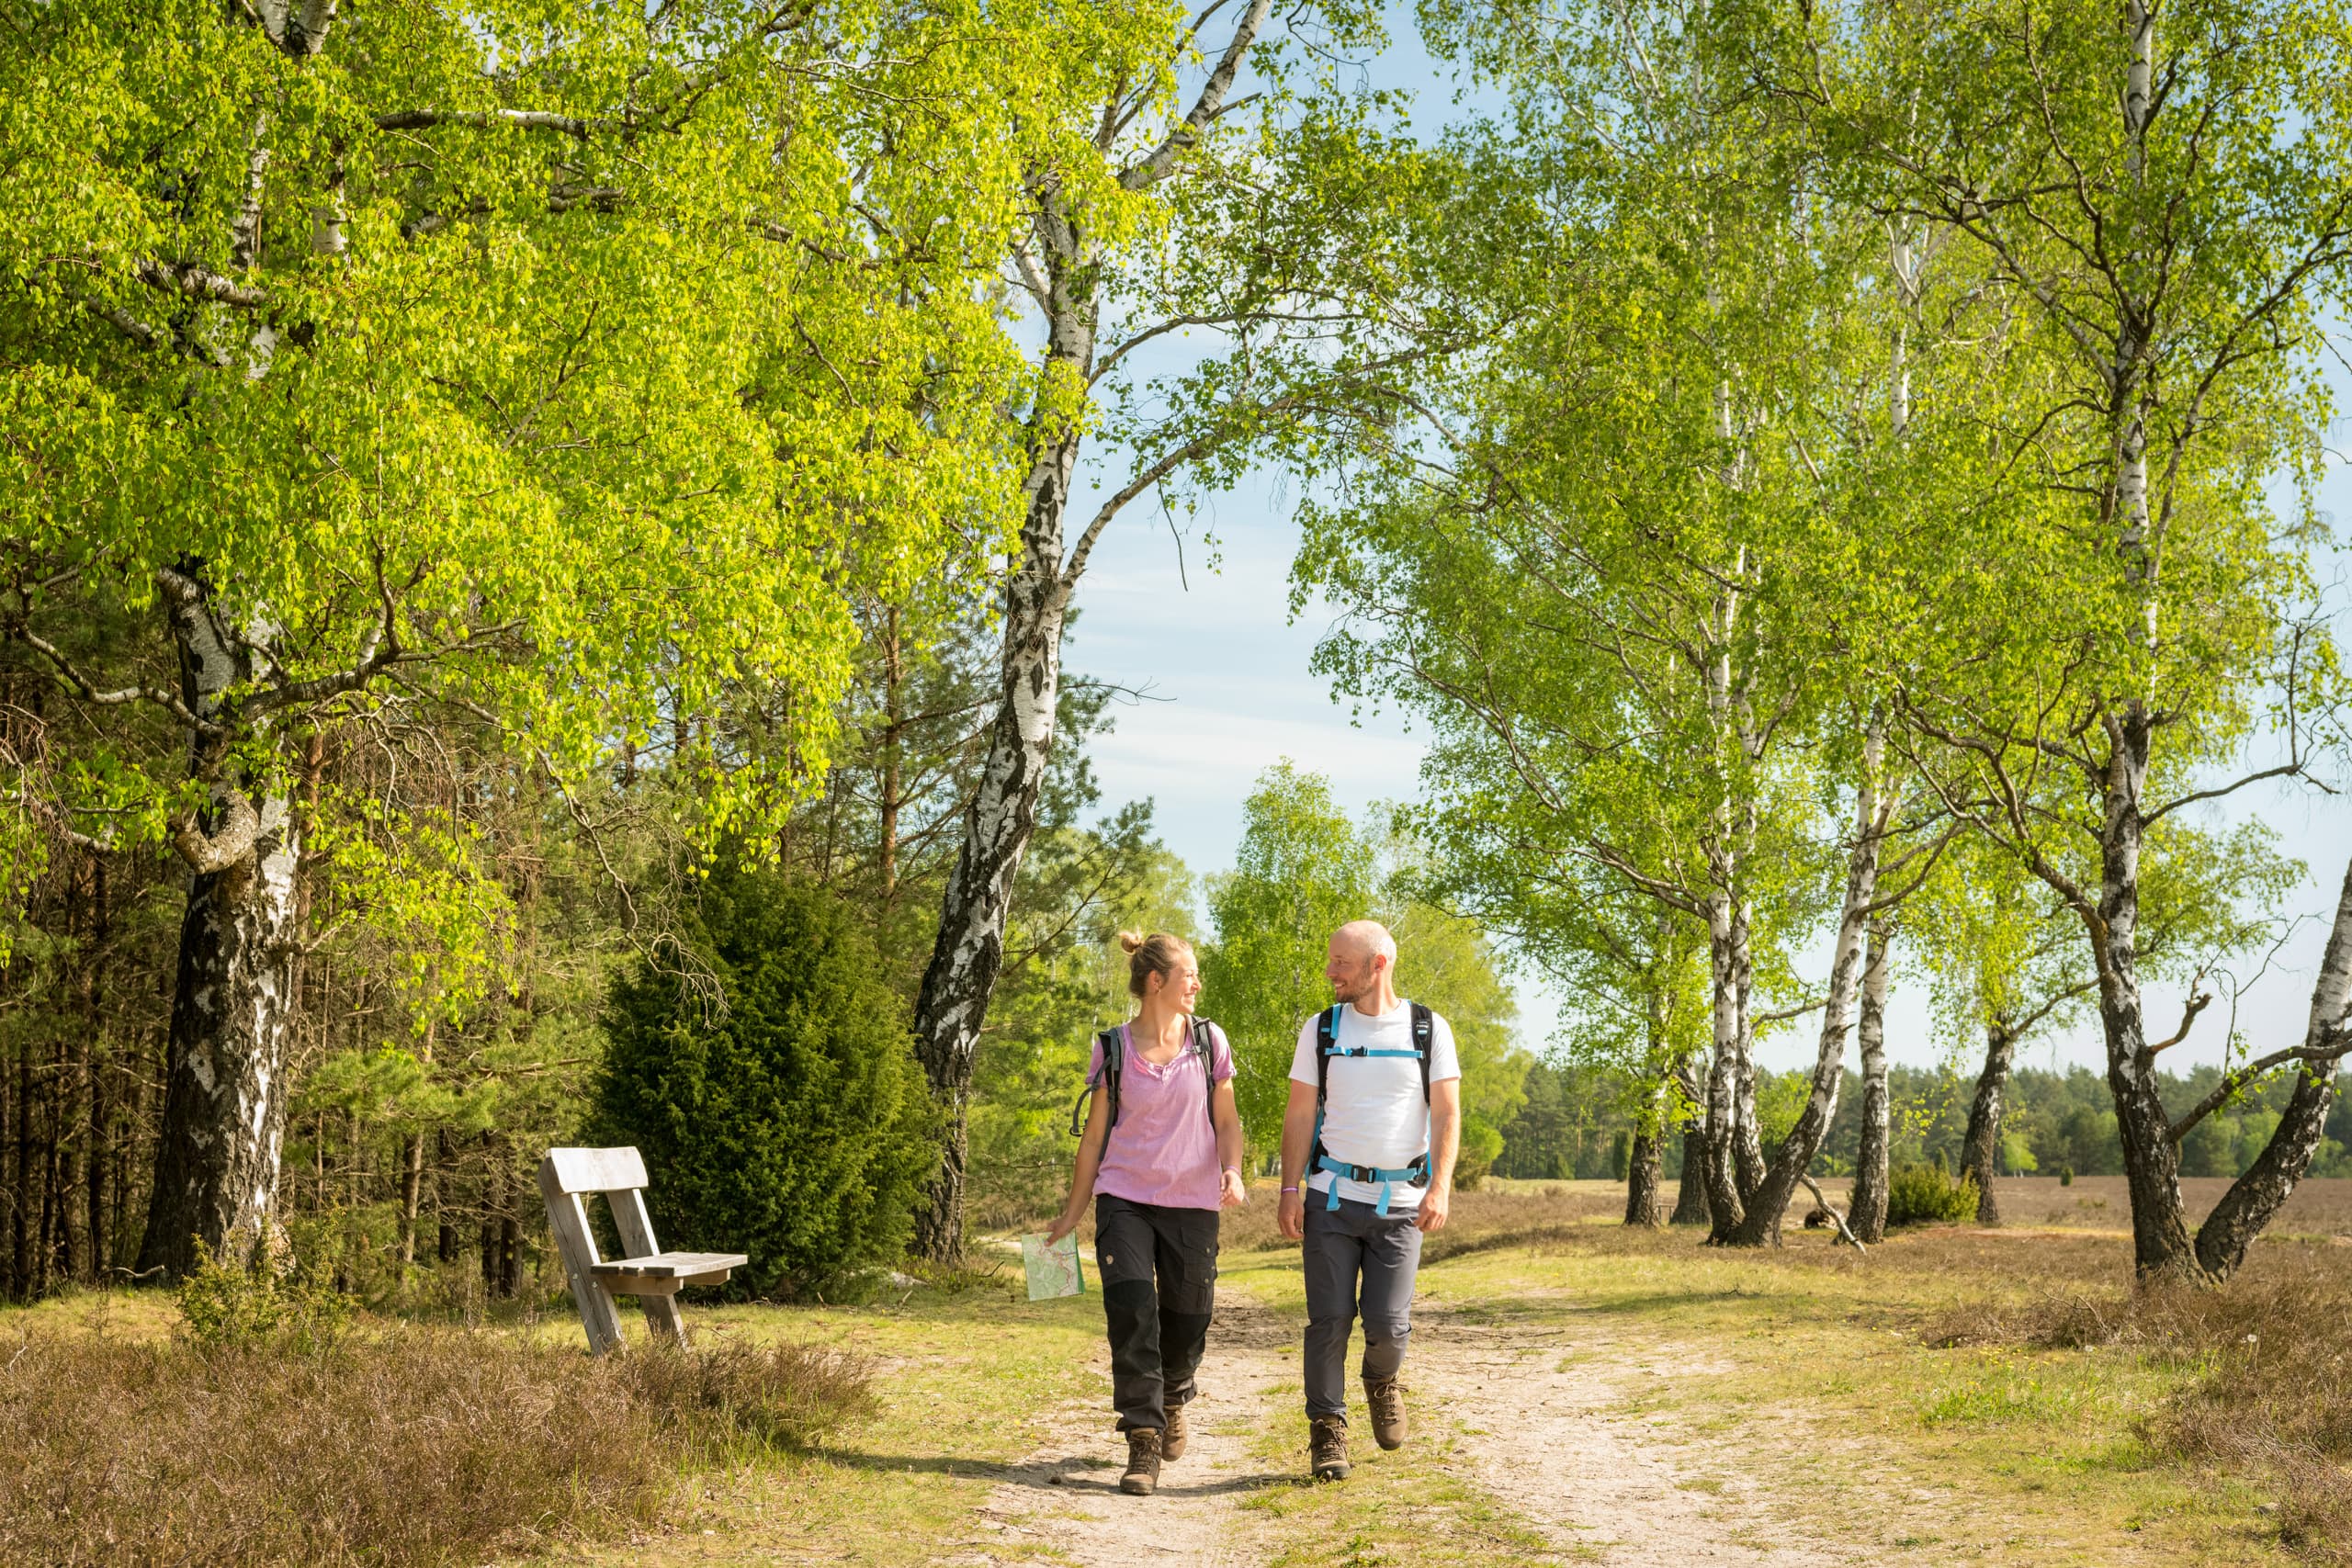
[[1116, 930, 1146, 955]]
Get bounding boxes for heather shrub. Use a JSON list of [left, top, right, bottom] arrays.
[[175, 1238, 353, 1353], [0, 1319, 873, 1566]]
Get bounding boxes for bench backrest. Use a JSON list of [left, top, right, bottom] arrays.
[[545, 1146, 649, 1196], [538, 1147, 664, 1276]]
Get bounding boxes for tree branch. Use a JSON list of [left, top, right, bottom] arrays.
[[170, 789, 262, 874], [9, 626, 221, 735], [2169, 1035, 2352, 1142], [137, 258, 268, 310], [2146, 989, 2212, 1055], [1117, 0, 1271, 191], [375, 108, 602, 140]]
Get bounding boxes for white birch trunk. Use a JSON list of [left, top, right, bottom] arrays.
[[135, 568, 301, 1277], [1727, 720, 1891, 1246]]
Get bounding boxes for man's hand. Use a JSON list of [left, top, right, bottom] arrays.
[[1219, 1168, 1248, 1210], [1278, 1188, 1306, 1241], [1416, 1182, 1452, 1234], [1045, 1207, 1083, 1247]]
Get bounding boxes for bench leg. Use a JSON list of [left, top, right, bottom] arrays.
[[537, 1158, 628, 1356], [610, 1188, 689, 1348]]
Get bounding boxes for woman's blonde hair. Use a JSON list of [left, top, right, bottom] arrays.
[[1116, 931, 1193, 1000]]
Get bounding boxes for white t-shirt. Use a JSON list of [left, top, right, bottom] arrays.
[[1289, 999, 1462, 1209]]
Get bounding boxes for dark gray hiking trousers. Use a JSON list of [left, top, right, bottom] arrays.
[[1301, 1192, 1425, 1421], [1094, 1193, 1219, 1432]]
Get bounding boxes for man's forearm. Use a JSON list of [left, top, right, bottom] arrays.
[[1430, 1103, 1460, 1189], [1280, 1108, 1314, 1186]]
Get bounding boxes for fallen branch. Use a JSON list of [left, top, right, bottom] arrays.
[[1796, 1173, 1865, 1253]]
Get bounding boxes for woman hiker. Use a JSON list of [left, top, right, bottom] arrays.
[[1046, 931, 1246, 1496]]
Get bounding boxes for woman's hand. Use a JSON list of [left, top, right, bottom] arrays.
[[1219, 1168, 1247, 1209], [1045, 1207, 1083, 1247]]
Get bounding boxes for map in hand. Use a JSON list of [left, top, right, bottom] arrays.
[[1022, 1231, 1085, 1301]]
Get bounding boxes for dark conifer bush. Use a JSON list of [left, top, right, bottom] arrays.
[[596, 865, 939, 1295]]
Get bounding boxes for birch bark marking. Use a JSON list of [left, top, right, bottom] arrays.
[[909, 0, 1275, 1261], [1959, 1015, 2016, 1226], [1701, 890, 1748, 1241], [1670, 1060, 1712, 1226], [1725, 719, 1891, 1247], [2193, 856, 2352, 1278], [1848, 918, 1893, 1243], [2093, 708, 2199, 1279], [135, 567, 302, 1278]]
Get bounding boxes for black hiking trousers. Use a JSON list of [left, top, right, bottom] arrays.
[[1093, 1193, 1219, 1433]]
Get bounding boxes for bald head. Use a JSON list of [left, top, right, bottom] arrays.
[[1326, 919, 1398, 1010], [1332, 919, 1396, 964]]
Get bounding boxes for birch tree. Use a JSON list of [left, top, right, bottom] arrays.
[[1781, 0, 2352, 1279], [0, 0, 1111, 1273], [1295, 0, 1984, 1244], [904, 6, 1464, 1256]]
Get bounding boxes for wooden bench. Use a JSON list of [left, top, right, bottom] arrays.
[[537, 1146, 748, 1356]]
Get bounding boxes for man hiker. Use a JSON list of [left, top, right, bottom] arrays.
[[1276, 919, 1461, 1482]]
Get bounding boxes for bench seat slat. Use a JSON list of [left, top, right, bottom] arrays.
[[589, 1250, 749, 1280]]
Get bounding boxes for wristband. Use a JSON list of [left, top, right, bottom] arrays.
[[1280, 1185, 1299, 1194]]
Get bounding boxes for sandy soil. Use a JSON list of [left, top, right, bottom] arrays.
[[1408, 1309, 1857, 1566], [949, 1300, 1295, 1567], [954, 1291, 1885, 1567]]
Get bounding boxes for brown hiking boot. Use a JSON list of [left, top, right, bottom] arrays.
[[1365, 1377, 1408, 1450], [1163, 1401, 1189, 1461], [1120, 1427, 1163, 1495], [1309, 1413, 1351, 1481]]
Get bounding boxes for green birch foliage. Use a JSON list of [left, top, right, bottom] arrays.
[[1780, 0, 2352, 811], [1202, 763, 1528, 1159], [0, 0, 1175, 908], [1204, 762, 1377, 1141]]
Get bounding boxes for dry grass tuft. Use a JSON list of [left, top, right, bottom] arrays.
[[0, 1317, 874, 1567], [619, 1335, 877, 1450], [1922, 1242, 2352, 1562]]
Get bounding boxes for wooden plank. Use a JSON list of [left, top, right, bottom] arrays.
[[590, 1250, 750, 1279], [544, 1146, 649, 1195], [607, 1187, 687, 1346], [538, 1156, 627, 1357]]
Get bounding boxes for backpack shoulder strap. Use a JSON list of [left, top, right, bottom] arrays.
[[1069, 1025, 1126, 1139], [1098, 1026, 1126, 1129], [1410, 1002, 1434, 1107], [1193, 1017, 1218, 1126], [1315, 1005, 1341, 1107]]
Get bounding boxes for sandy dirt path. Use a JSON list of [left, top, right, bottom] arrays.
[[951, 1299, 1295, 1567], [1408, 1304, 1857, 1567]]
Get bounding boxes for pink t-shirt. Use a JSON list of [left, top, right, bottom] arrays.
[[1086, 1021, 1236, 1211]]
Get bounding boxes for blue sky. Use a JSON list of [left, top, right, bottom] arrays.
[[1051, 15, 2352, 1081]]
